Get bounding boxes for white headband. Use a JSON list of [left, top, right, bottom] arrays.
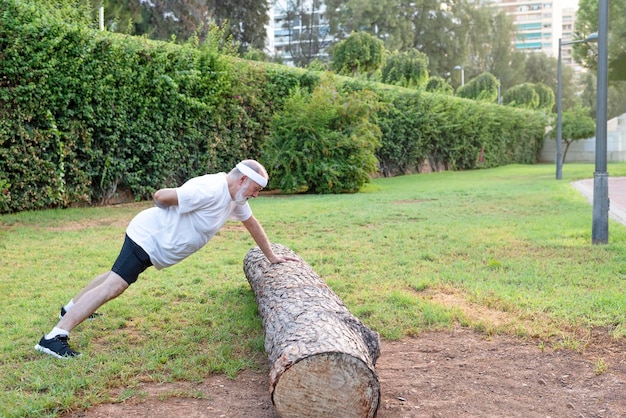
[[236, 162, 268, 188]]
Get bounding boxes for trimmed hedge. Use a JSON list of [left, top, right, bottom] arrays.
[[0, 0, 547, 213], [374, 86, 546, 176]]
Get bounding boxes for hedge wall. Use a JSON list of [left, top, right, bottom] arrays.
[[0, 0, 547, 213]]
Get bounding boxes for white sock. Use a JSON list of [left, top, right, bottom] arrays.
[[64, 299, 75, 312], [45, 327, 69, 340]]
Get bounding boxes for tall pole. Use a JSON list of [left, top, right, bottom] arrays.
[[497, 78, 501, 104], [592, 0, 609, 244], [454, 65, 464, 86], [556, 39, 563, 180]]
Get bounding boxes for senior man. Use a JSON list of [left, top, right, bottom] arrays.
[[35, 159, 297, 358]]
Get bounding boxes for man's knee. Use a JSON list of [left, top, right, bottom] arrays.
[[105, 272, 129, 299]]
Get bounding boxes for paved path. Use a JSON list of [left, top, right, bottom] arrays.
[[571, 177, 626, 226]]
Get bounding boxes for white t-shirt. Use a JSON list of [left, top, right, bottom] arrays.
[[126, 173, 252, 270]]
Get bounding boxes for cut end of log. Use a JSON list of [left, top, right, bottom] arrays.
[[245, 243, 381, 417], [272, 352, 380, 418]]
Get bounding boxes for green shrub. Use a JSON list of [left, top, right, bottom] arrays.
[[456, 72, 499, 102], [533, 82, 556, 111], [331, 31, 385, 77], [503, 83, 540, 109], [377, 91, 439, 175], [0, 0, 549, 213], [0, 0, 233, 209], [264, 79, 382, 193], [425, 76, 454, 95], [375, 87, 547, 175], [381, 49, 429, 89]]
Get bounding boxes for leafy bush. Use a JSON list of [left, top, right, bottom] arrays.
[[425, 76, 454, 95], [376, 91, 440, 176], [1, 0, 549, 212], [331, 31, 385, 76], [264, 79, 382, 193], [549, 106, 596, 162], [381, 49, 429, 89], [376, 87, 547, 175], [456, 72, 499, 102], [533, 82, 556, 111], [503, 83, 540, 109], [0, 0, 322, 212]]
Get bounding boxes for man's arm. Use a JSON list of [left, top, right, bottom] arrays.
[[153, 188, 178, 208], [242, 215, 298, 264]]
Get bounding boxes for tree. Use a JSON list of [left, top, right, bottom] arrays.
[[331, 32, 385, 77], [380, 49, 429, 89], [273, 0, 333, 67], [581, 72, 626, 120], [533, 83, 555, 111], [458, 5, 521, 91], [482, 12, 526, 93], [572, 0, 626, 120], [91, 0, 268, 51], [403, 0, 467, 77], [549, 106, 596, 163], [90, 0, 157, 35], [524, 52, 578, 112], [503, 82, 555, 112], [425, 76, 454, 95], [575, 0, 626, 81], [324, 0, 522, 85], [152, 0, 210, 42], [323, 0, 412, 52], [92, 0, 211, 41], [503, 83, 539, 109], [324, 0, 466, 77], [456, 72, 498, 102]]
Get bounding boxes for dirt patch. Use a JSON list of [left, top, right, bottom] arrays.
[[63, 328, 625, 418]]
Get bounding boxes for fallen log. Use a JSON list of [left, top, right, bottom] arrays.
[[243, 243, 381, 418]]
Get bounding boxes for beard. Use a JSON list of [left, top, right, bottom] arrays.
[[234, 179, 250, 205]]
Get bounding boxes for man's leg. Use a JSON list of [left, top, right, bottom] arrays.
[[36, 234, 151, 358], [60, 271, 109, 319], [73, 272, 109, 303], [58, 271, 128, 331], [35, 272, 129, 358]]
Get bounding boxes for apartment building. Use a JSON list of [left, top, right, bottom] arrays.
[[560, 7, 580, 68], [267, 0, 332, 66], [490, 0, 564, 58]]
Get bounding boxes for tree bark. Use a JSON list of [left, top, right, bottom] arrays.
[[243, 243, 381, 418]]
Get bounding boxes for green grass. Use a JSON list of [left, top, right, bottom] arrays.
[[2, 163, 626, 416]]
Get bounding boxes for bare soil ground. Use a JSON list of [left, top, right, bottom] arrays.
[[64, 327, 625, 418]]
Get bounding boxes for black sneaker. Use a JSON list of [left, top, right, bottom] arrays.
[[59, 306, 103, 320], [35, 335, 81, 359]]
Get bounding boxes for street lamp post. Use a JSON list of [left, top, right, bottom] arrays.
[[454, 65, 464, 86], [497, 77, 501, 104], [592, 0, 609, 244], [556, 33, 598, 180]]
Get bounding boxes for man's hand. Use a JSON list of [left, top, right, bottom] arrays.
[[268, 254, 299, 264]]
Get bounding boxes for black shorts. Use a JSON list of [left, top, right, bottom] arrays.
[[111, 234, 153, 285]]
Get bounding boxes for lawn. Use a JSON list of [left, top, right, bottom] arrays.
[[1, 163, 625, 417]]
